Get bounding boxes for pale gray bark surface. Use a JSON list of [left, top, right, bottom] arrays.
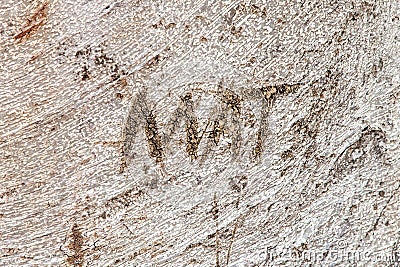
[[1, 0, 400, 266]]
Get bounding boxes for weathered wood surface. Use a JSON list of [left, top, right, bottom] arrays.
[[1, 0, 400, 266]]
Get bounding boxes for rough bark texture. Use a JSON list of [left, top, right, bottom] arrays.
[[1, 0, 400, 266]]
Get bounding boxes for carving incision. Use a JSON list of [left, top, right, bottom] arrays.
[[120, 81, 303, 172]]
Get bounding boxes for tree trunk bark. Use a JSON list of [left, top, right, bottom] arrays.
[[1, 0, 400, 266]]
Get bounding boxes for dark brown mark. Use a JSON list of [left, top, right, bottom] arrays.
[[145, 54, 161, 69], [219, 88, 241, 116], [27, 51, 44, 63], [93, 50, 112, 65], [75, 45, 125, 82], [120, 92, 166, 173], [229, 175, 248, 193], [144, 111, 164, 163], [260, 83, 301, 108], [152, 18, 166, 29], [14, 20, 46, 42], [0, 187, 18, 199], [106, 188, 145, 210], [80, 66, 90, 81], [215, 84, 242, 158], [181, 92, 203, 160], [281, 149, 294, 160], [235, 3, 267, 18], [67, 223, 84, 267], [248, 56, 256, 64], [119, 77, 128, 88], [253, 129, 263, 159], [75, 46, 91, 58], [165, 22, 176, 29], [208, 120, 223, 145], [185, 118, 199, 160], [230, 25, 243, 36], [251, 83, 301, 159], [14, 1, 49, 42], [119, 147, 128, 174]]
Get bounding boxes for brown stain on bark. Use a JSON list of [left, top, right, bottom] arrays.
[[181, 92, 202, 160], [27, 51, 45, 63], [209, 120, 223, 145], [67, 223, 84, 267], [106, 188, 145, 210], [14, 1, 49, 42], [185, 117, 199, 160], [260, 83, 301, 108], [253, 129, 263, 159], [251, 82, 302, 159], [220, 89, 241, 116], [144, 111, 164, 163], [216, 82, 241, 116]]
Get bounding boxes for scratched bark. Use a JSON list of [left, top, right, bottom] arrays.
[[1, 0, 400, 266]]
